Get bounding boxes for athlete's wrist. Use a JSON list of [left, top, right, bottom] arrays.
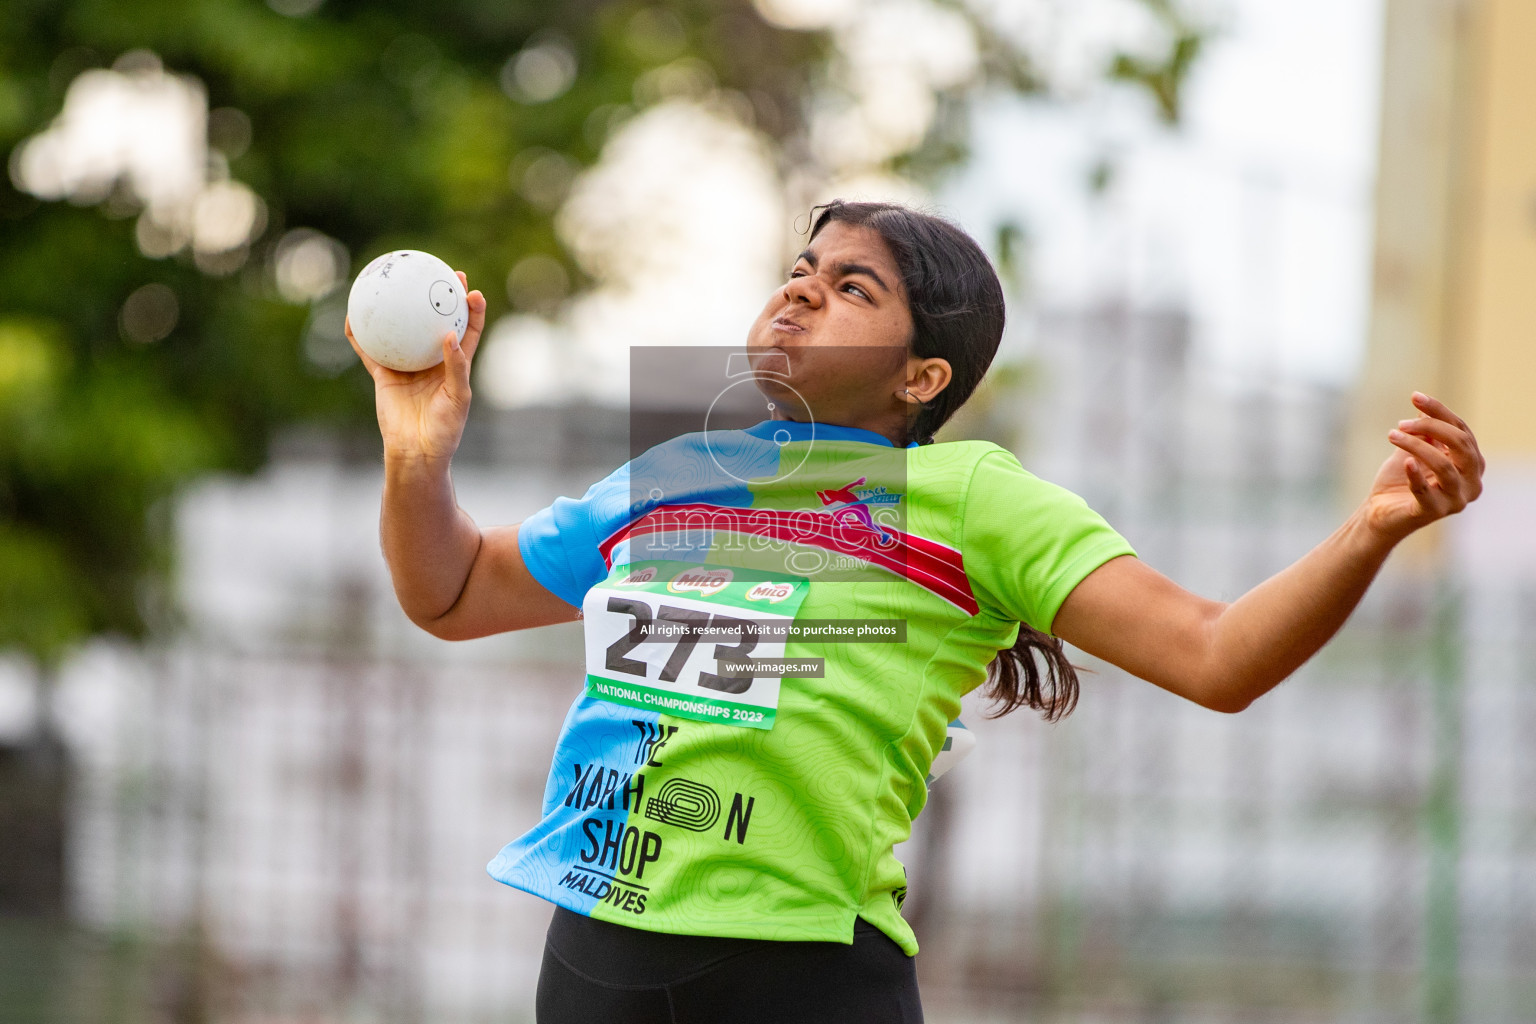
[[384, 445, 455, 470], [383, 447, 457, 489], [1346, 500, 1412, 555]]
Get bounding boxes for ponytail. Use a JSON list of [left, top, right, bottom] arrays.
[[983, 624, 1081, 721]]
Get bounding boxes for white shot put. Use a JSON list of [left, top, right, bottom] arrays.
[[347, 250, 468, 371]]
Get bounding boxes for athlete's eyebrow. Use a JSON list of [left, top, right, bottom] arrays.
[[834, 262, 892, 294], [793, 249, 893, 295]]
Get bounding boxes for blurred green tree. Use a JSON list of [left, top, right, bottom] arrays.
[[0, 0, 1207, 672], [0, 0, 830, 669]]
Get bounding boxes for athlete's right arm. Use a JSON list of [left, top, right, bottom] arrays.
[[350, 273, 580, 640]]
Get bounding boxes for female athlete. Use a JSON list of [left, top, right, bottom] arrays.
[[349, 201, 1484, 1024]]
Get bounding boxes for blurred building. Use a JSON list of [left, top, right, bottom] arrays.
[[1351, 0, 1536, 557]]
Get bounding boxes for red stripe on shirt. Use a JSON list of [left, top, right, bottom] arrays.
[[598, 503, 977, 615]]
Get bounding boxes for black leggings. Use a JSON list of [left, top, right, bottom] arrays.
[[536, 907, 924, 1024]]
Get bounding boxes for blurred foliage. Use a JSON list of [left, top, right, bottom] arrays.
[[0, 0, 1206, 669], [1106, 0, 1207, 124], [0, 0, 824, 666]]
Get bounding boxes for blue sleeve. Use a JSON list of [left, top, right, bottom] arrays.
[[517, 431, 762, 606], [516, 464, 634, 607]]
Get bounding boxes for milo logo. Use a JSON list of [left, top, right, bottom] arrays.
[[668, 568, 733, 597], [616, 567, 658, 586], [745, 582, 795, 604]]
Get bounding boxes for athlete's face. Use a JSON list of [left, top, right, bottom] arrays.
[[745, 221, 942, 440]]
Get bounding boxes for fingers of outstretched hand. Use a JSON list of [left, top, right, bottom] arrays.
[[1396, 414, 1463, 451], [1407, 391, 1485, 490], [1402, 455, 1437, 507], [1411, 391, 1470, 433], [1389, 428, 1468, 512]]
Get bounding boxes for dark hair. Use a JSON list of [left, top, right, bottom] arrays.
[[809, 200, 1079, 722], [809, 200, 1004, 445]]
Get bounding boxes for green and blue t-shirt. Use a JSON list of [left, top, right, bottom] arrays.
[[488, 419, 1133, 954]]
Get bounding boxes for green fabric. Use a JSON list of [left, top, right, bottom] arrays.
[[579, 440, 1134, 954]]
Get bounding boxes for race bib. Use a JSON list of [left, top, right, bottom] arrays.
[[582, 561, 811, 730]]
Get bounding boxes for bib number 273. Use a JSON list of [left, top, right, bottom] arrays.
[[603, 597, 759, 694], [581, 563, 807, 731]]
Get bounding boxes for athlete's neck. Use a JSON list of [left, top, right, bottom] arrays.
[[769, 409, 912, 448]]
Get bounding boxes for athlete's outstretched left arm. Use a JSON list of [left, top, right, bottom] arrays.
[[1049, 393, 1485, 713]]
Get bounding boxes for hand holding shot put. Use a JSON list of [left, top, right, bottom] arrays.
[[346, 251, 484, 462], [346, 253, 576, 640]]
